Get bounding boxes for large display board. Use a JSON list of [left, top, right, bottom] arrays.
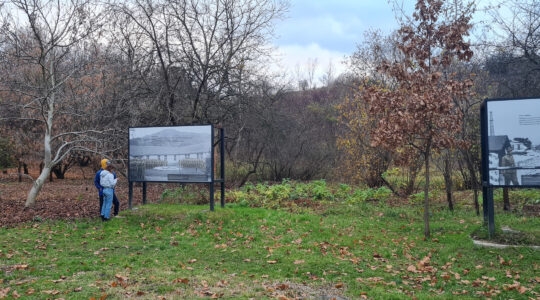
[[129, 125, 213, 183], [482, 98, 540, 187]]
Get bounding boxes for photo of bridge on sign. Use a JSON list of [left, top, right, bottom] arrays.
[[127, 124, 225, 211], [129, 125, 212, 183]]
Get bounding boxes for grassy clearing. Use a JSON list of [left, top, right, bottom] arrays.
[[1, 184, 540, 299]]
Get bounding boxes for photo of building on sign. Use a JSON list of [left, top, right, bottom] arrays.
[[129, 126, 212, 183], [487, 98, 540, 186]]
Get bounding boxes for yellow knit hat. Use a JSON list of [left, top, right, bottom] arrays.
[[100, 159, 109, 169]]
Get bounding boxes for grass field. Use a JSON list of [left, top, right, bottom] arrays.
[[1, 185, 539, 300]]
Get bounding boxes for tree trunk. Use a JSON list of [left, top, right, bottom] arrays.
[[25, 167, 51, 207], [460, 148, 480, 216], [18, 160, 22, 183], [27, 94, 54, 207], [423, 151, 431, 239], [443, 154, 454, 211], [503, 187, 511, 211], [473, 188, 479, 216]]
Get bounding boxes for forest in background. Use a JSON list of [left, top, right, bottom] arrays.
[[1, 0, 540, 209]]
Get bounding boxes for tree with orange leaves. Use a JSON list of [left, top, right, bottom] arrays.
[[366, 0, 475, 238]]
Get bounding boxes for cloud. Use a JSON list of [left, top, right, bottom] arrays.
[[275, 14, 365, 54], [270, 0, 406, 83], [274, 0, 403, 52], [270, 43, 349, 86]]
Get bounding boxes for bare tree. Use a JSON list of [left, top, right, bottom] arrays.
[[107, 0, 288, 127], [0, 0, 109, 206], [478, 0, 540, 97], [485, 0, 540, 64]]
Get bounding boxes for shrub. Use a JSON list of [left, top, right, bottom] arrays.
[[160, 185, 208, 205], [308, 179, 334, 201], [0, 137, 15, 171], [347, 186, 392, 203]]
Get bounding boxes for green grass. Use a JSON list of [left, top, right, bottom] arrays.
[[1, 199, 539, 299]]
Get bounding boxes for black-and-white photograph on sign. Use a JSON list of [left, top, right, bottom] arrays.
[[129, 125, 213, 183], [486, 98, 540, 186]]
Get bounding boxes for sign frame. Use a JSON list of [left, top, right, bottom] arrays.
[[127, 125, 225, 211], [481, 97, 540, 237]]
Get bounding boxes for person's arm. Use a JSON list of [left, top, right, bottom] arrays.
[[94, 170, 102, 189], [110, 170, 118, 187]]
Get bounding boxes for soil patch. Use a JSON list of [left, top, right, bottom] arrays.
[[0, 174, 169, 228]]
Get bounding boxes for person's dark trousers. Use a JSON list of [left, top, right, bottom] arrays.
[[99, 193, 120, 216], [99, 194, 104, 214], [112, 193, 120, 216]]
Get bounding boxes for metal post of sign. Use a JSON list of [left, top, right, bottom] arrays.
[[487, 188, 495, 238], [210, 182, 215, 211], [128, 181, 133, 209], [480, 100, 495, 237], [220, 128, 225, 208], [210, 127, 216, 211], [142, 182, 147, 205]]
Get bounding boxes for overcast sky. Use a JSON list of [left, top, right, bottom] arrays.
[[270, 0, 498, 85]]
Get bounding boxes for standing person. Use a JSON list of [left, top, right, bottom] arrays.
[[94, 159, 120, 216], [100, 161, 118, 221], [501, 146, 519, 185]]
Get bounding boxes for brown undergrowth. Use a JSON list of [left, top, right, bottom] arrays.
[[0, 169, 170, 227]]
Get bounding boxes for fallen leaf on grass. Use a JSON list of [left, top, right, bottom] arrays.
[[172, 278, 189, 284], [214, 243, 227, 249], [42, 290, 60, 295], [11, 290, 19, 298], [115, 274, 128, 281], [0, 288, 10, 298], [503, 282, 528, 294]]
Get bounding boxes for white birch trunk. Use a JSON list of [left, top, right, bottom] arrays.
[[25, 166, 51, 207], [25, 60, 55, 207]]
